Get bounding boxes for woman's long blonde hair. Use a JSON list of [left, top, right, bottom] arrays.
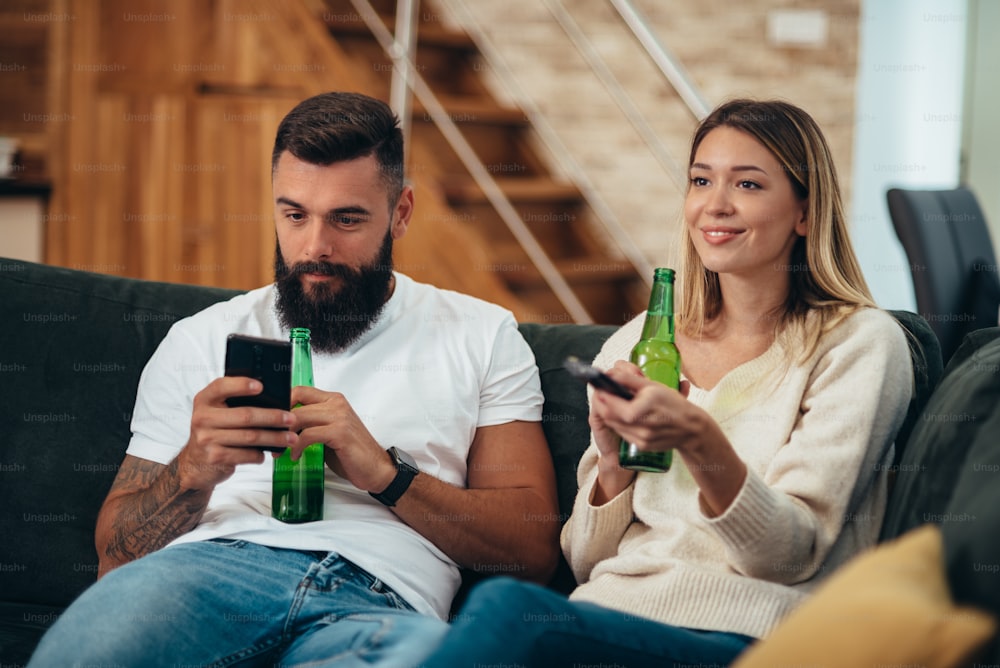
[[678, 98, 876, 359]]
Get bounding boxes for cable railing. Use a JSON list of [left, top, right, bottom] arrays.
[[344, 0, 711, 319], [388, 0, 419, 152], [607, 0, 711, 122], [436, 0, 655, 288], [349, 0, 595, 323], [441, 0, 711, 283], [540, 0, 689, 194]]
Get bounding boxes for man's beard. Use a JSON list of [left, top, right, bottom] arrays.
[[273, 231, 394, 354]]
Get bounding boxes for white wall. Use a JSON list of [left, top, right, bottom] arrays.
[[851, 0, 969, 310], [0, 198, 44, 262], [963, 0, 1000, 241]]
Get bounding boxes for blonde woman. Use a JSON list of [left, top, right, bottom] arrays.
[[417, 99, 913, 667]]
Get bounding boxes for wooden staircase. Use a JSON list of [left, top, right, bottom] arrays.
[[319, 0, 648, 324]]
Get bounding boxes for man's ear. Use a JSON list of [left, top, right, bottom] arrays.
[[391, 185, 414, 240]]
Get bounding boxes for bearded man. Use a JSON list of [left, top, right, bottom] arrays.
[[29, 91, 559, 668]]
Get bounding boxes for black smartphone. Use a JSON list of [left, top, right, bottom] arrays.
[[563, 356, 634, 400], [224, 334, 292, 451]]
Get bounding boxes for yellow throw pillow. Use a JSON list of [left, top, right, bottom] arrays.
[[732, 524, 996, 668]]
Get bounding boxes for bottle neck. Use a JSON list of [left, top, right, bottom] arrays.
[[291, 337, 314, 387], [640, 280, 675, 342]]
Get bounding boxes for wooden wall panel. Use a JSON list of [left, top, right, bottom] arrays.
[[188, 102, 221, 287], [142, 95, 187, 283], [39, 0, 526, 314], [96, 0, 212, 94], [47, 0, 97, 270], [198, 97, 313, 286], [90, 94, 128, 270], [182, 96, 297, 289]]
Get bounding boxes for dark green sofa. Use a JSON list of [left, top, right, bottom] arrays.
[[1, 257, 998, 665]]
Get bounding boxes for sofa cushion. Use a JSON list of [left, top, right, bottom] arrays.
[[0, 258, 241, 611], [887, 309, 943, 462], [940, 339, 1000, 616], [880, 327, 1000, 542], [0, 601, 64, 665], [731, 525, 997, 668], [516, 323, 618, 524], [508, 322, 616, 595], [0, 259, 618, 637], [451, 323, 616, 606], [942, 412, 1000, 617]]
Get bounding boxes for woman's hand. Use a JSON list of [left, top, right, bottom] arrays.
[[594, 362, 698, 456], [587, 369, 638, 504], [588, 361, 665, 504], [591, 362, 747, 516]]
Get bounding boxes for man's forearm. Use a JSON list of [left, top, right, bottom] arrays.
[[392, 474, 561, 583], [96, 458, 211, 576]]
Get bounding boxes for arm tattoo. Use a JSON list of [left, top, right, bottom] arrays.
[[102, 458, 210, 566]]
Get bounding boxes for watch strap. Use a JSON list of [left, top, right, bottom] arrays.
[[369, 447, 418, 507]]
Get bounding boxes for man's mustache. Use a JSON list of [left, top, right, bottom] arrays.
[[287, 261, 356, 279]]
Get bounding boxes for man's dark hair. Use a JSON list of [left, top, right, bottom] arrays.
[[271, 92, 404, 207]]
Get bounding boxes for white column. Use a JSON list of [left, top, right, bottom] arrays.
[[850, 0, 969, 310]]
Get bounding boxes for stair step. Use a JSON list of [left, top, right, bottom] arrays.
[[489, 246, 638, 288], [316, 0, 647, 325], [410, 22, 478, 51], [323, 12, 476, 51], [413, 95, 529, 127], [443, 177, 581, 205]]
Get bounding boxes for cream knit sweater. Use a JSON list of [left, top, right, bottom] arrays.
[[561, 307, 913, 639]]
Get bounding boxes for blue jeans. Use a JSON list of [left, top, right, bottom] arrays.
[[28, 539, 448, 667], [420, 578, 755, 668]]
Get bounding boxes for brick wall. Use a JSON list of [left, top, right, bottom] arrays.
[[440, 0, 860, 269]]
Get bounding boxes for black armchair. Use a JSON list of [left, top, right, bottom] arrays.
[[886, 186, 1000, 361]]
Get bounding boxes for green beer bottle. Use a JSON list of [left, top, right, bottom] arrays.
[[619, 268, 681, 472], [272, 328, 325, 522]]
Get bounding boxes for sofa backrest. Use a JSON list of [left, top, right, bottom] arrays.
[[938, 333, 1000, 616], [878, 325, 1000, 622], [0, 258, 241, 608], [880, 327, 1000, 543], [509, 322, 617, 594], [0, 256, 970, 612], [887, 309, 943, 464], [0, 258, 615, 608]]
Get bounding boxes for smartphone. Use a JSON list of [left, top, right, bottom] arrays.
[[563, 356, 634, 400], [224, 334, 292, 451]]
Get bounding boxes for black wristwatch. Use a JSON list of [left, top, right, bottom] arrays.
[[369, 447, 419, 507]]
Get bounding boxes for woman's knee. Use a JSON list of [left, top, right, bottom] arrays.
[[454, 577, 569, 630], [420, 578, 577, 667], [462, 577, 547, 610]]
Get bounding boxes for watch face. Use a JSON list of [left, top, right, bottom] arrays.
[[392, 447, 418, 471]]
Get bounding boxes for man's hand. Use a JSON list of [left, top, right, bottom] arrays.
[[288, 386, 559, 582], [98, 376, 301, 575], [289, 385, 395, 494], [176, 377, 298, 491]]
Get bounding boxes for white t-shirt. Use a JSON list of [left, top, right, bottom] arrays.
[[126, 273, 544, 619]]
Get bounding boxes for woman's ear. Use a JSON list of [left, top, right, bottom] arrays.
[[795, 201, 808, 237]]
